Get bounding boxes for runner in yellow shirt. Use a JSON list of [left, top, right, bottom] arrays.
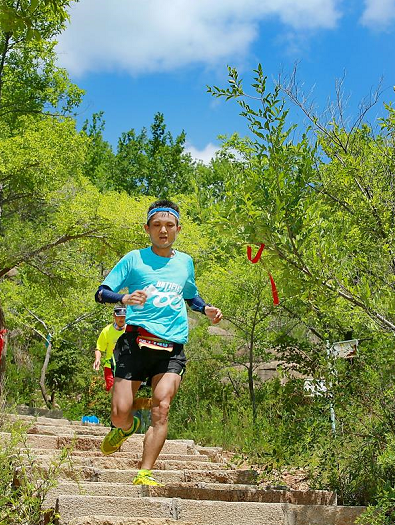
[[93, 306, 126, 391]]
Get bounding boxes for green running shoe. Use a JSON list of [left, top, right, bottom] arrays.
[[100, 416, 140, 456], [132, 469, 163, 486]]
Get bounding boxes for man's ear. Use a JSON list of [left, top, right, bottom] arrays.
[[144, 224, 150, 234]]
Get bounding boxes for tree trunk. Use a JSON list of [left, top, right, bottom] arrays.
[[0, 182, 4, 234], [39, 335, 52, 409], [0, 299, 7, 395], [248, 337, 257, 424], [248, 300, 260, 425], [248, 357, 257, 425], [50, 391, 56, 408], [0, 33, 12, 108]]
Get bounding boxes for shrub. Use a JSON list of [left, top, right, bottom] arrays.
[[0, 400, 73, 525]]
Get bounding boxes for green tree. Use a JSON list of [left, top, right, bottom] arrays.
[[188, 141, 244, 222], [113, 112, 195, 197], [202, 65, 395, 507], [81, 111, 116, 190], [0, 0, 83, 124], [0, 0, 71, 37], [198, 256, 279, 423], [208, 65, 395, 339], [0, 117, 96, 278]]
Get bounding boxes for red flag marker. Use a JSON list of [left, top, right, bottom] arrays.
[[0, 329, 7, 358], [247, 244, 279, 306], [269, 273, 279, 305], [247, 243, 265, 263]]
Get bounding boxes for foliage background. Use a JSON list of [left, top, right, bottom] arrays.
[[0, 2, 394, 520]]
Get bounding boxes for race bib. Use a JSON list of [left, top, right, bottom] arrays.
[[136, 327, 173, 352]]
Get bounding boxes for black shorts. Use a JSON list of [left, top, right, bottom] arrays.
[[112, 331, 187, 382]]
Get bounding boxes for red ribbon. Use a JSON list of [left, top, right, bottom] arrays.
[[0, 329, 7, 358], [247, 244, 279, 306], [269, 274, 279, 305], [247, 243, 265, 263]]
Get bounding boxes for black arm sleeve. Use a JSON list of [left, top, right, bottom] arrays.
[[186, 295, 211, 315], [95, 285, 125, 304]]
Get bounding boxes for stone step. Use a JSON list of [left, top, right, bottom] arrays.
[[56, 495, 284, 525], [57, 435, 198, 457], [34, 455, 226, 471], [14, 405, 64, 419], [0, 432, 197, 456], [24, 449, 214, 462], [142, 483, 337, 506], [46, 482, 142, 507], [53, 467, 256, 485], [10, 414, 125, 435], [5, 414, 366, 525], [194, 445, 223, 462], [46, 481, 335, 507], [27, 423, 110, 437], [68, 517, 193, 525], [56, 495, 365, 525], [5, 422, 200, 450], [9, 414, 76, 427]]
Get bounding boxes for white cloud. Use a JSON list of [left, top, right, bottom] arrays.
[[185, 143, 219, 164], [56, 0, 342, 77], [360, 0, 395, 28]]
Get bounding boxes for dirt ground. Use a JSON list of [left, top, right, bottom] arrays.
[[222, 450, 311, 491]]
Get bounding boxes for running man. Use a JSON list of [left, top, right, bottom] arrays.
[[93, 306, 126, 391], [95, 199, 222, 486]]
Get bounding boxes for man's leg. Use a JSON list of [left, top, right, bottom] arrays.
[[111, 378, 141, 431], [101, 378, 141, 455], [140, 372, 181, 470]]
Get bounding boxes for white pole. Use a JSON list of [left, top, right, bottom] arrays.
[[326, 340, 336, 434]]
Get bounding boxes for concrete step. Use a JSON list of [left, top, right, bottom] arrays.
[[56, 495, 365, 525], [51, 466, 256, 485], [46, 481, 335, 507]]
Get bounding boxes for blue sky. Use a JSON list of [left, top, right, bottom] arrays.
[[55, 0, 395, 162]]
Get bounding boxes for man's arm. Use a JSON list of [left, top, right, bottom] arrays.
[[95, 285, 125, 304], [95, 285, 148, 307], [204, 305, 223, 324], [183, 257, 222, 324], [93, 350, 102, 371], [186, 296, 222, 324], [94, 327, 108, 370], [186, 295, 209, 314]]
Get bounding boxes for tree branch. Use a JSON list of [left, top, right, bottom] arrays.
[[273, 246, 395, 333], [0, 228, 109, 278]]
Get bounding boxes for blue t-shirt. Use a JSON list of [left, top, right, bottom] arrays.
[[102, 247, 199, 344]]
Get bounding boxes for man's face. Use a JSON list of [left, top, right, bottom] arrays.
[[113, 314, 126, 328], [144, 212, 181, 250]]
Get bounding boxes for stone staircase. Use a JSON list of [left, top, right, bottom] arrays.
[[2, 415, 365, 525]]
